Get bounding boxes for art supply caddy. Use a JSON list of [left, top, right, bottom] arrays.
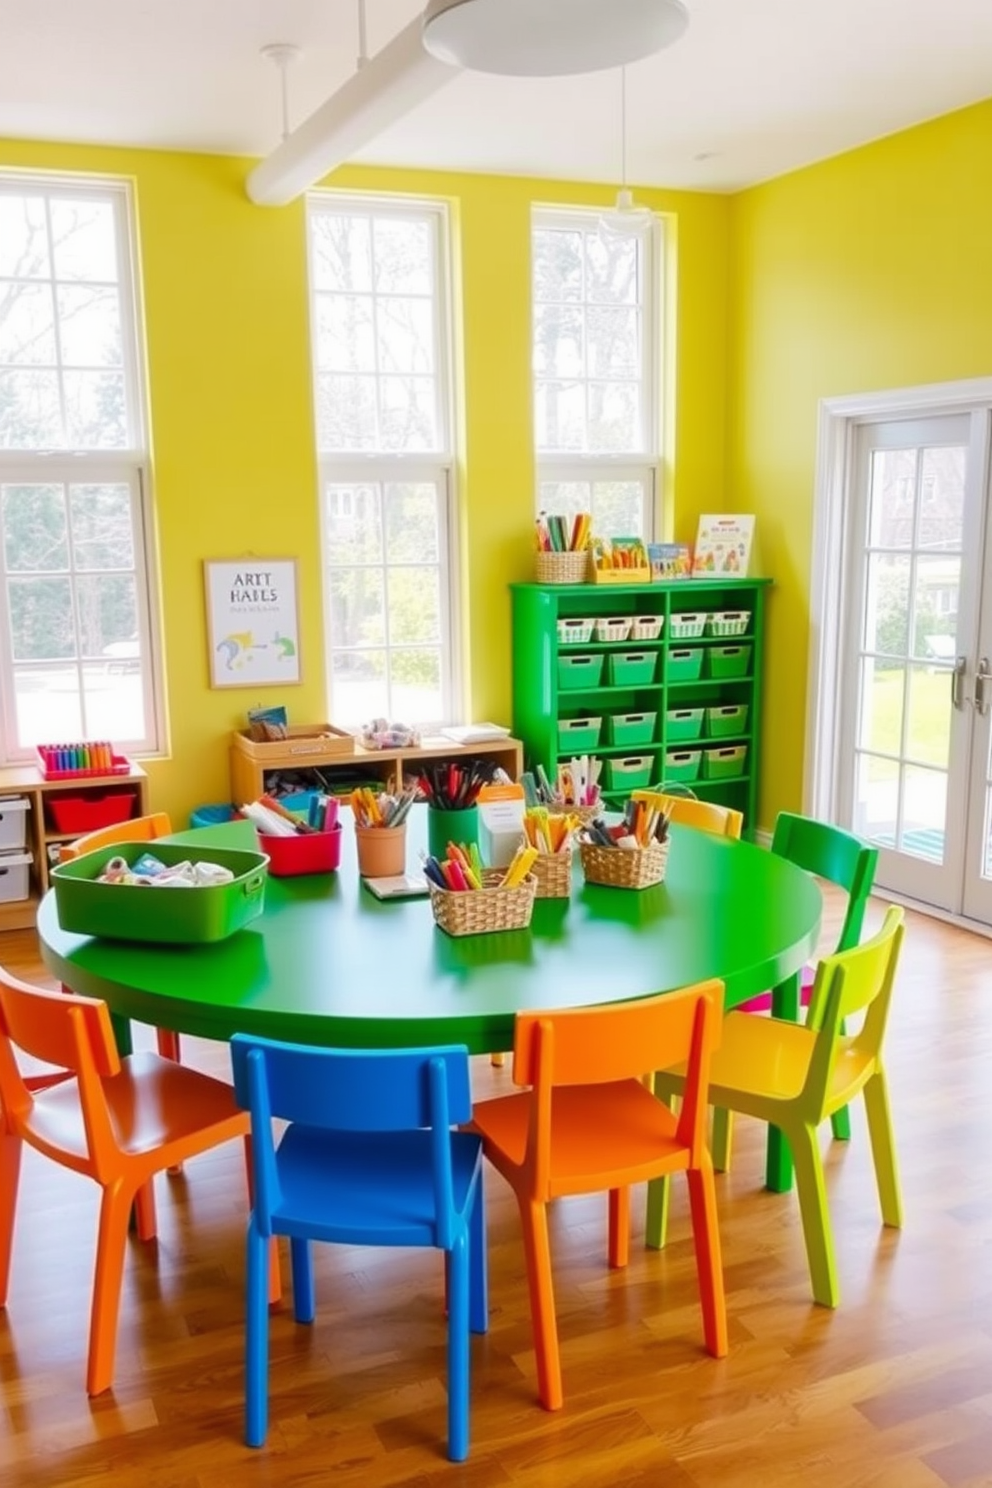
[[239, 793, 342, 876], [576, 797, 672, 890]]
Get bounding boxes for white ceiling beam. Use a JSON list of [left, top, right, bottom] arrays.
[[246, 17, 458, 207]]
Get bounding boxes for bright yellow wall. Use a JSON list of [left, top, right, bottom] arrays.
[[728, 98, 992, 828], [0, 139, 731, 825]]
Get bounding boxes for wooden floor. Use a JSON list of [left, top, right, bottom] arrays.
[[2, 891, 992, 1488]]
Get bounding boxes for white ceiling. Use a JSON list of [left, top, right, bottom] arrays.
[[1, 0, 991, 192]]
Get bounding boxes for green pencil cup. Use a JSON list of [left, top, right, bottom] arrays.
[[427, 804, 479, 860]]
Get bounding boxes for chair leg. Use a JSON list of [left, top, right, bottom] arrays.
[[788, 1122, 840, 1308], [446, 1233, 470, 1462], [829, 1017, 851, 1141], [862, 1069, 903, 1228], [608, 1186, 630, 1268], [86, 1181, 134, 1395], [156, 1028, 181, 1062], [245, 1218, 270, 1448], [518, 1199, 562, 1411], [711, 1107, 733, 1172], [469, 1178, 488, 1335], [132, 1176, 157, 1242], [645, 1174, 670, 1250], [685, 1156, 728, 1358], [290, 1237, 315, 1324], [0, 1132, 22, 1304], [490, 1052, 505, 1068]]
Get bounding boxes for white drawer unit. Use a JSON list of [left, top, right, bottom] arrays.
[[0, 797, 30, 851]]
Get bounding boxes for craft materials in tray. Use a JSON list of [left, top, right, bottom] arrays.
[[520, 758, 602, 814], [577, 797, 671, 890], [424, 842, 539, 936], [52, 841, 269, 943], [37, 741, 130, 779], [589, 536, 650, 584], [238, 793, 342, 875], [523, 806, 577, 899]]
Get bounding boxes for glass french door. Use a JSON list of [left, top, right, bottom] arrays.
[[839, 411, 992, 920]]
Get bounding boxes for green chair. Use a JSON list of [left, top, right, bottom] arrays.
[[714, 812, 879, 1165], [650, 906, 904, 1306]]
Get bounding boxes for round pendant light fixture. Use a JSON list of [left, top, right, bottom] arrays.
[[422, 0, 689, 77]]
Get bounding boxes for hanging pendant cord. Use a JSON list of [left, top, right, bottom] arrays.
[[621, 65, 628, 189]]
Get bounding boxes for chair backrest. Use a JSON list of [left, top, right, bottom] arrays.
[[0, 970, 122, 1167], [771, 812, 878, 953], [59, 811, 173, 863], [511, 981, 722, 1195], [632, 790, 743, 839], [230, 1034, 473, 1242], [802, 905, 904, 1118]]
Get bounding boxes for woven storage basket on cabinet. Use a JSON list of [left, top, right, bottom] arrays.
[[579, 837, 669, 890], [530, 851, 573, 899], [536, 550, 589, 585], [428, 869, 537, 936]]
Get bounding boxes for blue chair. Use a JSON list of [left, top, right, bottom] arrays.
[[230, 1035, 488, 1462]]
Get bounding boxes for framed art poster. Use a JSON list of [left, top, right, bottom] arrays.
[[204, 559, 301, 688]]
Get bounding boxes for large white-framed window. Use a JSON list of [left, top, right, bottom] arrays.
[[0, 174, 161, 759], [532, 207, 660, 538], [306, 194, 458, 728]]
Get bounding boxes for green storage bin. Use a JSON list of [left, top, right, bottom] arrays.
[[51, 841, 269, 944], [666, 707, 704, 743], [703, 745, 748, 780], [607, 711, 657, 747], [667, 647, 703, 682], [663, 749, 702, 784], [707, 644, 752, 680], [706, 704, 748, 738], [608, 651, 657, 686], [558, 715, 603, 752], [558, 653, 605, 690], [605, 754, 654, 791]]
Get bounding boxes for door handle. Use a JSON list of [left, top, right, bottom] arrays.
[[952, 654, 967, 710], [976, 657, 991, 717]]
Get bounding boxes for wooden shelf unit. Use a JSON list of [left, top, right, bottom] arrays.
[[0, 763, 149, 930], [229, 734, 523, 805]]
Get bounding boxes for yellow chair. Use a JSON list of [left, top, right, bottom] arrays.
[[632, 790, 743, 839], [649, 906, 904, 1307], [59, 813, 179, 1061]]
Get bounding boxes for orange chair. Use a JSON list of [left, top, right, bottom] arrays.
[[632, 790, 743, 840], [0, 969, 250, 1395], [468, 981, 727, 1411], [59, 813, 180, 1061]]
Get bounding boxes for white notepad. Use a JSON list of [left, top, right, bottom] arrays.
[[362, 873, 430, 900]]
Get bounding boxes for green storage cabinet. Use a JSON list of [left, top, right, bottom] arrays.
[[511, 577, 769, 834]]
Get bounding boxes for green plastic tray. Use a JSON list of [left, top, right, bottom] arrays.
[[558, 654, 605, 690], [707, 644, 752, 680], [666, 707, 704, 743], [667, 648, 704, 682], [703, 745, 748, 780], [605, 755, 654, 790], [608, 651, 657, 686], [607, 712, 657, 747], [663, 749, 702, 783], [52, 841, 269, 943], [558, 716, 603, 752], [706, 704, 749, 738]]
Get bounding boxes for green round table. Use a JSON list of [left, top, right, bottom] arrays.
[[37, 818, 822, 1061]]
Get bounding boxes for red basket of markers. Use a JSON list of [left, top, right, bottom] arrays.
[[37, 742, 132, 780]]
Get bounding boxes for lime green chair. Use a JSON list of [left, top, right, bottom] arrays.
[[649, 906, 904, 1306], [713, 812, 879, 1167]]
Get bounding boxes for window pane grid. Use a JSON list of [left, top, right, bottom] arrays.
[[0, 172, 158, 760]]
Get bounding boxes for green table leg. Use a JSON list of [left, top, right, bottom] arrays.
[[110, 1011, 134, 1058], [765, 972, 799, 1193]]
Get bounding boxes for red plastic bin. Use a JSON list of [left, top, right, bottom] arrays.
[[47, 792, 136, 835], [259, 825, 342, 876]]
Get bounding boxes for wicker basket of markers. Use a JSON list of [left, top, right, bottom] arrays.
[[535, 550, 589, 585], [579, 836, 670, 890], [428, 870, 538, 937], [529, 850, 573, 900]]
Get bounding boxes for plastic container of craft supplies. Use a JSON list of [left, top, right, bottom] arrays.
[[51, 841, 269, 944]]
